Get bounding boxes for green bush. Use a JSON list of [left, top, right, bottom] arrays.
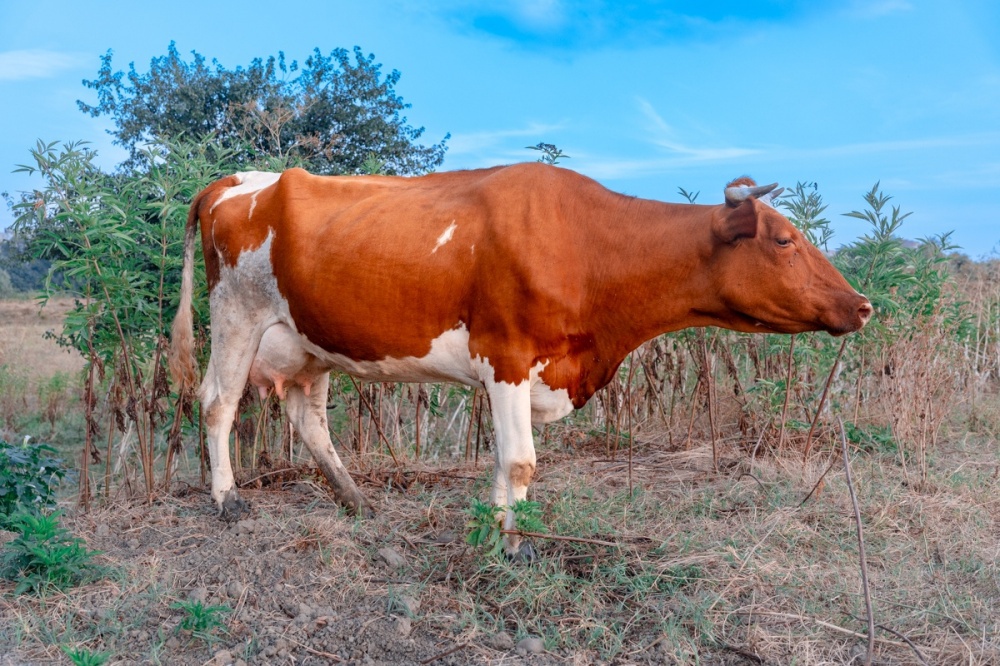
[[0, 508, 103, 595], [0, 438, 67, 529]]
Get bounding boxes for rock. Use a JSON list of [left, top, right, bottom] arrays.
[[165, 636, 181, 650], [516, 636, 544, 655], [297, 603, 313, 620], [127, 538, 141, 550], [394, 594, 420, 617], [227, 581, 245, 599], [236, 519, 256, 535], [491, 631, 514, 650], [377, 547, 405, 569], [95, 523, 110, 537], [213, 649, 232, 665], [394, 616, 412, 637], [189, 587, 209, 603], [279, 600, 298, 618]]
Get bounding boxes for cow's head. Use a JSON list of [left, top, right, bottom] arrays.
[[707, 178, 872, 336]]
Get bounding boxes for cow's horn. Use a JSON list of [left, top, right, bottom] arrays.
[[724, 182, 779, 207]]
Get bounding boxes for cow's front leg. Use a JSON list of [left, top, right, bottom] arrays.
[[482, 367, 537, 562]]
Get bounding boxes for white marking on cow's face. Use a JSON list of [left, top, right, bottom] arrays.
[[210, 171, 281, 214], [432, 220, 458, 253]]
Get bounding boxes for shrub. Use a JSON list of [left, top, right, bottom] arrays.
[[0, 438, 67, 529], [0, 508, 104, 595]]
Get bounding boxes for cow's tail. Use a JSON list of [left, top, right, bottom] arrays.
[[168, 188, 209, 394]]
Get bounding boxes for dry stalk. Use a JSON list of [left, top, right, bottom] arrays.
[[802, 338, 848, 460], [348, 376, 400, 466], [839, 416, 875, 665], [778, 334, 796, 451]]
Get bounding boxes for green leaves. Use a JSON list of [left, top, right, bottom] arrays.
[[0, 438, 67, 530], [79, 43, 447, 176], [466, 498, 546, 558], [466, 498, 504, 557], [171, 599, 231, 642], [0, 509, 104, 595], [777, 181, 833, 251]]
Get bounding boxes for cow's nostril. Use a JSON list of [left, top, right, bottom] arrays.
[[858, 301, 874, 323]]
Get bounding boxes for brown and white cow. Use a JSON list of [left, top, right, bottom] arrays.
[[169, 163, 871, 557]]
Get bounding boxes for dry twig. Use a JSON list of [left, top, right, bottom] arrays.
[[840, 416, 875, 666]]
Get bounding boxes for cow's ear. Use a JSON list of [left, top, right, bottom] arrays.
[[713, 200, 758, 243]]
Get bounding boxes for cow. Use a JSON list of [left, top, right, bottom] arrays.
[[169, 163, 872, 559]]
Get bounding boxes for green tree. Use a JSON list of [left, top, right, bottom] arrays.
[[78, 42, 448, 175]]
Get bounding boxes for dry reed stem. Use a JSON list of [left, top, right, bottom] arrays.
[[839, 417, 874, 666]]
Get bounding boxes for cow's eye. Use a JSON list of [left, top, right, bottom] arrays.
[[776, 238, 792, 247]]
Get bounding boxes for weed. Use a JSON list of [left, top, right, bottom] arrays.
[[0, 509, 104, 595], [171, 599, 231, 642], [466, 498, 545, 557], [0, 438, 67, 529], [61, 646, 112, 666]]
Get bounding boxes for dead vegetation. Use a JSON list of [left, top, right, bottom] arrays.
[[1, 436, 998, 664]]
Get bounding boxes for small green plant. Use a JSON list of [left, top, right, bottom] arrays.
[[0, 438, 68, 529], [0, 508, 103, 595], [61, 646, 112, 666], [526, 142, 569, 165], [466, 498, 546, 557], [172, 599, 231, 641], [466, 498, 503, 556]]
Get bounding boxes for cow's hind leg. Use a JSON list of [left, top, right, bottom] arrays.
[[200, 324, 266, 522], [285, 374, 374, 517], [483, 370, 537, 562]]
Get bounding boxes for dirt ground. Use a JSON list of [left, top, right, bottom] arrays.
[[4, 435, 998, 665], [0, 472, 560, 665]]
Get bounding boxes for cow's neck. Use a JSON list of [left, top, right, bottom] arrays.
[[576, 195, 722, 398]]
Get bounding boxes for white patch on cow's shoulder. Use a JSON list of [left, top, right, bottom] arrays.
[[528, 362, 575, 424], [432, 220, 458, 253], [210, 171, 281, 214]]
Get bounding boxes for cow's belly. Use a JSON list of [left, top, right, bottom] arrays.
[[253, 322, 576, 423], [296, 324, 481, 386]]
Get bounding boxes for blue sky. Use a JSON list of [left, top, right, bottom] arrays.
[[1, 0, 998, 255]]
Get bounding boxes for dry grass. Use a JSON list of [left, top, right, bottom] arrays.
[[4, 430, 998, 664], [0, 298, 85, 385], [0, 298, 85, 440]]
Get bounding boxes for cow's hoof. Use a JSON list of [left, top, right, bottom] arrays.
[[345, 495, 375, 519], [219, 489, 249, 523], [506, 540, 537, 565]]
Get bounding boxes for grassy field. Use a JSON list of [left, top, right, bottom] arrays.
[[0, 298, 85, 444], [1, 297, 999, 664]]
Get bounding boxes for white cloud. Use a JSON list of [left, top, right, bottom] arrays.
[[0, 49, 82, 81], [800, 132, 1000, 158], [507, 0, 567, 31], [447, 122, 565, 156], [847, 0, 914, 19], [637, 98, 761, 162]]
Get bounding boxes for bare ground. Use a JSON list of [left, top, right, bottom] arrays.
[[2, 433, 999, 665]]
